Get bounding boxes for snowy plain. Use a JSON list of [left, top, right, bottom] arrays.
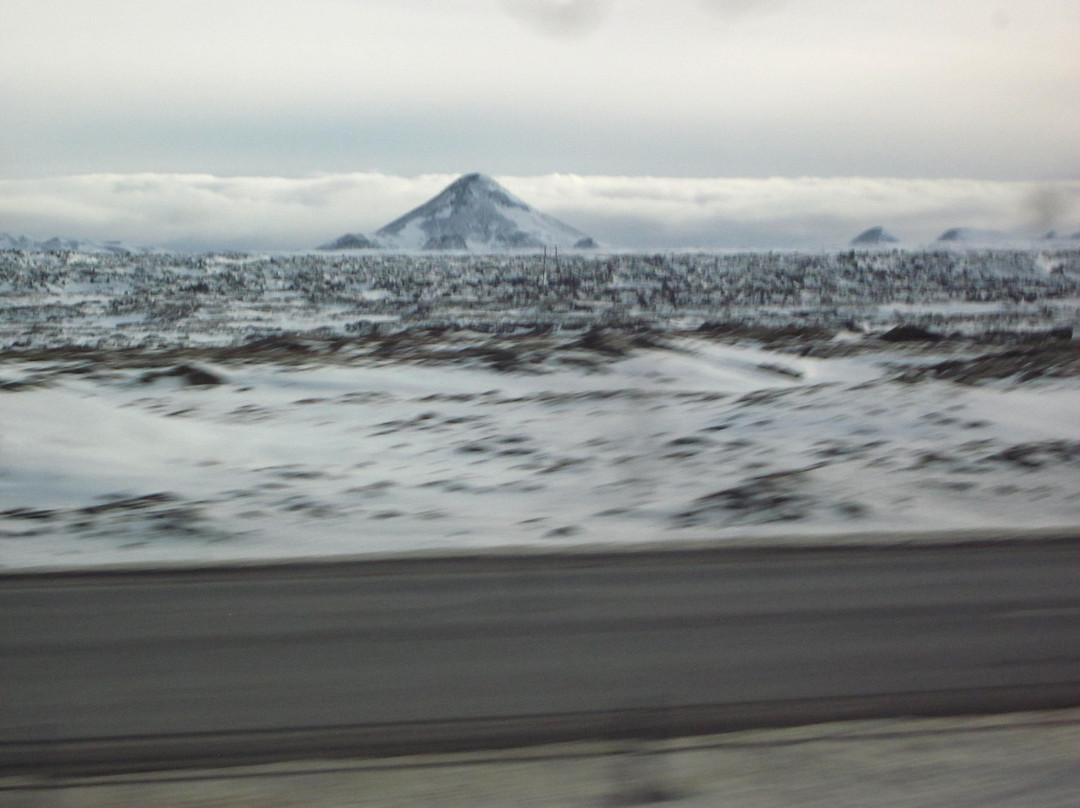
[[0, 248, 1077, 568]]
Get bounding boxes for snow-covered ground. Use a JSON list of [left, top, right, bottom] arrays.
[[1, 249, 1077, 568]]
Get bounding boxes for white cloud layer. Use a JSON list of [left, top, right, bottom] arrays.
[[501, 0, 614, 38], [1, 173, 1076, 251]]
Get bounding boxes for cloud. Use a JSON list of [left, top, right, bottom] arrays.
[[699, 0, 787, 18], [500, 0, 613, 38], [0, 173, 1077, 251], [512, 175, 1080, 247], [0, 173, 458, 251]]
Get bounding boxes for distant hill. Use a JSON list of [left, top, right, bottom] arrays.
[[323, 173, 595, 251], [936, 228, 1008, 243], [318, 233, 381, 250], [0, 232, 138, 253], [851, 226, 900, 245]]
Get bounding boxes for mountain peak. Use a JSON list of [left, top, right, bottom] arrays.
[[372, 173, 593, 251], [450, 172, 508, 192], [455, 172, 495, 186], [423, 172, 531, 215]]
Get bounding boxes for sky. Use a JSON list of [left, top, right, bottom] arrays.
[[0, 0, 1077, 250]]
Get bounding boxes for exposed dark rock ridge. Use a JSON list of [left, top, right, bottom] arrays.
[[139, 364, 225, 386]]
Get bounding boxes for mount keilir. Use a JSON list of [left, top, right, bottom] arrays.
[[321, 173, 596, 251]]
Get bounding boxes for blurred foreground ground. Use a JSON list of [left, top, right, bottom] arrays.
[[2, 710, 1076, 808]]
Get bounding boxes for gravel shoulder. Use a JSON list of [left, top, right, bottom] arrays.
[[3, 710, 1076, 808]]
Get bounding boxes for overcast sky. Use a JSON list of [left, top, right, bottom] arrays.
[[1, 0, 1077, 249]]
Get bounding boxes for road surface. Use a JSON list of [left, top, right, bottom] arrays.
[[1, 539, 1077, 773]]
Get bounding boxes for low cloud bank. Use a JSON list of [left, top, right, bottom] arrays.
[[0, 173, 1076, 251]]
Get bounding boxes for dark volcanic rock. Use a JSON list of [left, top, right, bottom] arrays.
[[897, 344, 1079, 384], [676, 466, 822, 526], [570, 327, 635, 356], [140, 364, 224, 387], [984, 441, 1077, 468], [880, 325, 944, 342]]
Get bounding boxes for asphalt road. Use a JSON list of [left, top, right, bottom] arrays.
[[1, 539, 1078, 773]]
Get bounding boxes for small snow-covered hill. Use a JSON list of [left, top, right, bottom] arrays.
[[372, 173, 595, 251], [937, 228, 1008, 243], [318, 233, 381, 250], [0, 232, 138, 253], [851, 226, 900, 245]]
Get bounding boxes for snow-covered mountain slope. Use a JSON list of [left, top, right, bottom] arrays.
[[372, 173, 595, 251]]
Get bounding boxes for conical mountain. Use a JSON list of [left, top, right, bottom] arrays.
[[374, 173, 594, 251]]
